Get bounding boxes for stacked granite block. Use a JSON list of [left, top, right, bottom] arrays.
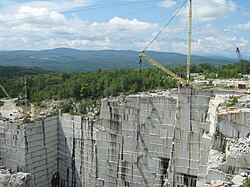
[[0, 122, 26, 171], [58, 114, 97, 187], [25, 116, 59, 187], [98, 93, 177, 186]]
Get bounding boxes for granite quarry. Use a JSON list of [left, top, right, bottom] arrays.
[[0, 87, 249, 186]]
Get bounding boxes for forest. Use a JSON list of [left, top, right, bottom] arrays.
[[0, 60, 249, 103]]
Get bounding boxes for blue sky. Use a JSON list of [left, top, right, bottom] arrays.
[[0, 0, 250, 58]]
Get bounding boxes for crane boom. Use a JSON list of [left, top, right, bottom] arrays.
[[138, 0, 192, 86], [139, 52, 186, 84], [236, 47, 246, 74], [236, 47, 243, 62], [0, 84, 23, 116], [0, 84, 11, 99]]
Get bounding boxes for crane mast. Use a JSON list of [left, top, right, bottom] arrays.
[[139, 0, 193, 86], [186, 0, 192, 85]]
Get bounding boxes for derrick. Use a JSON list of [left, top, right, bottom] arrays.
[[139, 0, 193, 86]]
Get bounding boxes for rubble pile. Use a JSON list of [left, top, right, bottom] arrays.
[[208, 149, 225, 169], [0, 167, 31, 187], [227, 137, 250, 157]]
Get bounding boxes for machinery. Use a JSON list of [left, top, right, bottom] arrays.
[[139, 52, 186, 84], [236, 47, 243, 62], [0, 83, 23, 116], [236, 47, 246, 74], [138, 0, 193, 86]]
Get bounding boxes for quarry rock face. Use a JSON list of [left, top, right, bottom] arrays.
[[0, 88, 249, 186], [0, 116, 59, 187]]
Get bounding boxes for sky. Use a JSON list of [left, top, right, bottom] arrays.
[[0, 0, 250, 58]]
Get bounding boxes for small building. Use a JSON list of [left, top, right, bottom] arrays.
[[238, 83, 246, 89], [194, 80, 209, 85]]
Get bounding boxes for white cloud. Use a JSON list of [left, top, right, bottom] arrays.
[[11, 24, 36, 32], [96, 17, 157, 33], [84, 17, 159, 50], [0, 6, 66, 26], [0, 8, 159, 50], [158, 0, 176, 8], [9, 0, 93, 12], [14, 6, 66, 25], [64, 39, 89, 47], [0, 0, 248, 58], [155, 21, 249, 57], [164, 0, 244, 56], [190, 35, 248, 56], [232, 22, 250, 30], [135, 40, 162, 51], [178, 0, 237, 24]]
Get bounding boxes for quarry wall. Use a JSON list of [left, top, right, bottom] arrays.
[[0, 116, 59, 187], [58, 115, 96, 187], [97, 93, 177, 186], [24, 116, 59, 187], [0, 121, 26, 172], [169, 88, 212, 186], [0, 88, 249, 187]]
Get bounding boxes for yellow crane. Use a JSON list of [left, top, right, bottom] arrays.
[[139, 0, 192, 86], [139, 52, 186, 84]]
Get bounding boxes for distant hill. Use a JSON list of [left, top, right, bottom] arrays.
[[0, 66, 48, 78], [0, 48, 237, 72]]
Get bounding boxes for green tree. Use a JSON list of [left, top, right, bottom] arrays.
[[80, 83, 89, 98], [243, 179, 250, 187], [60, 103, 72, 113], [78, 102, 87, 114]]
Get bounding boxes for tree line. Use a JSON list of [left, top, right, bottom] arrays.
[[0, 60, 249, 102], [0, 68, 176, 102]]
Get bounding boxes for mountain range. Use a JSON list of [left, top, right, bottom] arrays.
[[0, 48, 237, 72]]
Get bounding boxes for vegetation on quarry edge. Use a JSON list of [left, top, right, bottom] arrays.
[[0, 60, 249, 115]]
